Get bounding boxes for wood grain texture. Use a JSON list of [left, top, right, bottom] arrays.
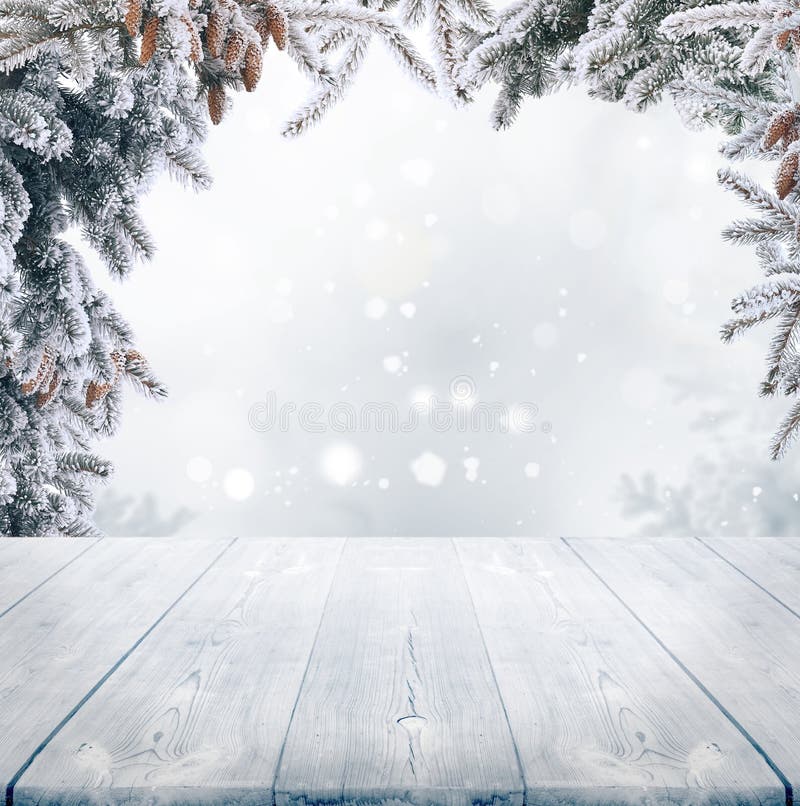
[[701, 537, 800, 616], [0, 538, 228, 796], [275, 538, 524, 806], [0, 537, 99, 616], [14, 538, 344, 806], [569, 537, 800, 798], [455, 538, 784, 806]]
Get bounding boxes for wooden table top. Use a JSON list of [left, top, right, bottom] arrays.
[[0, 537, 797, 806]]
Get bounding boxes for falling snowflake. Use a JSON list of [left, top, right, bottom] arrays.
[[464, 457, 480, 482], [224, 468, 255, 501], [411, 452, 447, 487], [524, 462, 540, 479], [321, 443, 363, 486]]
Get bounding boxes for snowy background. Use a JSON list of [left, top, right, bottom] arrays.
[[88, 45, 800, 536]]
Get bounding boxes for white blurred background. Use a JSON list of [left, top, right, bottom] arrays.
[[88, 44, 800, 536]]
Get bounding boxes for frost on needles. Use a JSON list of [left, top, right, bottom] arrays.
[[3, 0, 800, 534], [459, 0, 800, 459], [0, 0, 443, 535]]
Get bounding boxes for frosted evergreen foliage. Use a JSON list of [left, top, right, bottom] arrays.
[[0, 0, 436, 534], [6, 0, 800, 535], [458, 0, 800, 458]]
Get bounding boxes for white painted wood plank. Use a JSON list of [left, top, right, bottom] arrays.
[[701, 537, 800, 616], [0, 538, 229, 796], [569, 537, 799, 799], [14, 538, 344, 806], [275, 538, 524, 806], [456, 538, 784, 806], [0, 538, 99, 616]]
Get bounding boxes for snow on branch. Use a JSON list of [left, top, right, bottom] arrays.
[[0, 0, 446, 534], [660, 2, 770, 37], [451, 0, 800, 458]]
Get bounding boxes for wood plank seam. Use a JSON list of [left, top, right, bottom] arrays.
[[695, 537, 800, 622], [450, 538, 528, 796], [5, 537, 238, 806], [270, 536, 348, 806], [562, 537, 794, 806], [0, 538, 103, 621]]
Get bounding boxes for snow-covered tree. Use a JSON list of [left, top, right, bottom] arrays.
[[459, 0, 800, 459], [0, 0, 437, 534], [5, 0, 800, 535]]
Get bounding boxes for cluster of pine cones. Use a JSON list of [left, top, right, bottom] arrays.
[[123, 0, 288, 125], [764, 107, 800, 200], [770, 15, 800, 201], [14, 349, 153, 410]]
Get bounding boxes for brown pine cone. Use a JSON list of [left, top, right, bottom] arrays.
[[776, 151, 799, 199], [266, 3, 287, 50], [140, 16, 160, 64], [255, 17, 271, 47], [764, 109, 797, 150], [110, 350, 126, 380], [20, 351, 53, 396], [36, 373, 60, 409], [775, 10, 793, 49], [776, 29, 791, 50], [206, 9, 225, 58], [123, 350, 157, 389], [181, 15, 203, 62], [208, 84, 226, 125], [124, 0, 143, 37], [38, 358, 56, 398], [242, 42, 263, 91], [224, 29, 246, 69], [86, 381, 113, 408]]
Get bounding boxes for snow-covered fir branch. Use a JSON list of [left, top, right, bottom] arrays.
[[9, 0, 800, 532], [456, 0, 800, 458], [0, 0, 440, 534]]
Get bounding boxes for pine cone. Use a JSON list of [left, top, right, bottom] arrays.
[[124, 0, 143, 37], [775, 10, 793, 49], [206, 9, 225, 58], [182, 14, 203, 62], [208, 84, 226, 125], [764, 109, 796, 149], [776, 151, 799, 199], [84, 350, 128, 408], [266, 3, 287, 50], [123, 350, 157, 389], [255, 17, 271, 47], [20, 351, 53, 395], [86, 381, 113, 408], [36, 372, 59, 409], [110, 350, 126, 379], [38, 358, 56, 398], [140, 16, 160, 64], [776, 29, 791, 50], [224, 29, 246, 69], [242, 42, 263, 91]]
